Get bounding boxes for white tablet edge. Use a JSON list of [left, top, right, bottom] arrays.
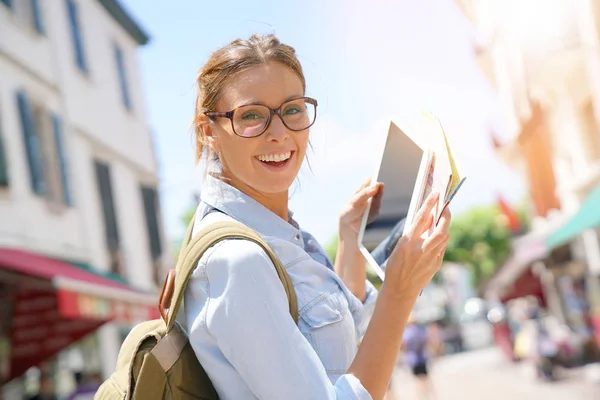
[[357, 120, 432, 281]]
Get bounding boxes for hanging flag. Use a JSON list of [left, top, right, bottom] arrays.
[[497, 194, 522, 233]]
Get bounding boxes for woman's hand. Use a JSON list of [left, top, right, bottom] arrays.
[[338, 178, 384, 242], [334, 178, 383, 301], [384, 192, 451, 299]]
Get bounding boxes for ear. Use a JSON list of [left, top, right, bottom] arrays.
[[198, 114, 221, 154]]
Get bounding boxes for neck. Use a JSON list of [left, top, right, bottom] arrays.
[[254, 190, 289, 221], [218, 172, 289, 222]]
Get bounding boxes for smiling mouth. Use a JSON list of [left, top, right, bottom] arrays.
[[255, 151, 294, 168]]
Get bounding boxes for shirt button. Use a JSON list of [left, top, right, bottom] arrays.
[[295, 233, 300, 241]]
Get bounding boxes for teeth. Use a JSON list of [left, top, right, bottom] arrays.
[[257, 151, 292, 163]]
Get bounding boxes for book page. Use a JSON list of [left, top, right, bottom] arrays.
[[415, 113, 453, 223], [439, 118, 463, 194]]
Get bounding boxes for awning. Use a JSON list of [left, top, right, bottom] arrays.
[[0, 248, 160, 381], [486, 211, 573, 300], [498, 268, 546, 306], [486, 238, 547, 299], [546, 183, 600, 249]]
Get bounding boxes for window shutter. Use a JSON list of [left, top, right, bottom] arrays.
[[114, 45, 132, 110], [51, 113, 72, 206], [31, 0, 44, 34], [94, 161, 120, 251], [16, 91, 45, 195], [0, 132, 8, 187], [141, 186, 162, 259], [66, 0, 87, 72]]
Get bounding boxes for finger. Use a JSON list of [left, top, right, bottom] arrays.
[[367, 185, 385, 223], [420, 239, 448, 282], [351, 182, 381, 206], [435, 241, 448, 264], [423, 227, 449, 254], [434, 237, 448, 257], [410, 192, 440, 237], [355, 177, 375, 193], [436, 207, 452, 233], [370, 184, 384, 208]]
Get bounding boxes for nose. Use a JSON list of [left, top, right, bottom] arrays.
[[264, 114, 289, 142]]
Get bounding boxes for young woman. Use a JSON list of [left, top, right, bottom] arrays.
[[183, 33, 451, 400]]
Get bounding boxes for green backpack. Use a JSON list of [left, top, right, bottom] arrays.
[[95, 218, 298, 400]]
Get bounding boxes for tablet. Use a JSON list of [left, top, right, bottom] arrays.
[[357, 121, 433, 280]]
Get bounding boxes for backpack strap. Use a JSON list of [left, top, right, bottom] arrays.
[[160, 216, 299, 331]]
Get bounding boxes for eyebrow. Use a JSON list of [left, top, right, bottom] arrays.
[[234, 94, 305, 109]]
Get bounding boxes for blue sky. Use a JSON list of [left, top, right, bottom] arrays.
[[121, 0, 525, 245]]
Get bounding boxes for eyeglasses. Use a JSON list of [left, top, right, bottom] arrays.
[[205, 97, 318, 138]]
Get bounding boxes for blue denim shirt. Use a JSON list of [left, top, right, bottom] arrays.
[[369, 218, 405, 269], [182, 175, 378, 399]]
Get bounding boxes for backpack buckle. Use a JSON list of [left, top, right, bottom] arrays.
[[158, 269, 176, 323]]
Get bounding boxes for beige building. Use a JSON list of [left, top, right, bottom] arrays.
[[457, 0, 600, 344]]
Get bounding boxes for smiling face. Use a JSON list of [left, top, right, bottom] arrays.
[[202, 61, 309, 198]]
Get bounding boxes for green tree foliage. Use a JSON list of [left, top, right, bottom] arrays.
[[182, 207, 195, 227], [443, 205, 513, 287], [324, 236, 338, 264]]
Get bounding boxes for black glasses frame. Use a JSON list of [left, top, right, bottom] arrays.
[[205, 96, 318, 138]]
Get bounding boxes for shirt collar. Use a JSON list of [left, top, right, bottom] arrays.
[[200, 174, 303, 245]]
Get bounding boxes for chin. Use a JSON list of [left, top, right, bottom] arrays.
[[253, 175, 297, 194]]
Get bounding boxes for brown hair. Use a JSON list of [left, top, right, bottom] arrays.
[[192, 34, 306, 165]]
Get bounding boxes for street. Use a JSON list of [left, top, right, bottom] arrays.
[[388, 347, 600, 400]]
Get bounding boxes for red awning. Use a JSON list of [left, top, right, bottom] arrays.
[[0, 248, 161, 381], [499, 268, 547, 307]]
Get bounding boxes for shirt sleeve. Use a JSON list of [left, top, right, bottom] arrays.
[[186, 239, 372, 400]]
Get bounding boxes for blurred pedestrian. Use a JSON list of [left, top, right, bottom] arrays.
[[66, 371, 100, 400], [426, 320, 445, 360], [24, 374, 56, 400], [402, 314, 434, 400]]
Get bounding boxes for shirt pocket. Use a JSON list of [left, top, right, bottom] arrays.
[[299, 284, 356, 377]]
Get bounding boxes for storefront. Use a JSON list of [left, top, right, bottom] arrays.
[[485, 230, 565, 361], [486, 236, 549, 306], [545, 182, 600, 350], [0, 247, 160, 387]]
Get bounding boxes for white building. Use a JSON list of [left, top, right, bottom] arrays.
[[0, 0, 169, 395]]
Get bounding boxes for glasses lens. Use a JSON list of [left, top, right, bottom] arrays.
[[281, 98, 316, 131], [233, 105, 270, 137]]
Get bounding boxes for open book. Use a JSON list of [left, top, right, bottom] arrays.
[[358, 114, 466, 280], [411, 113, 466, 230]]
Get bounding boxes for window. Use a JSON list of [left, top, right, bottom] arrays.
[[0, 97, 8, 188], [30, 0, 43, 34], [16, 91, 45, 196], [16, 91, 72, 205], [94, 161, 123, 276], [114, 44, 132, 110], [52, 115, 72, 205], [3, 0, 45, 35], [141, 185, 162, 285], [66, 0, 87, 73], [0, 133, 8, 188]]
